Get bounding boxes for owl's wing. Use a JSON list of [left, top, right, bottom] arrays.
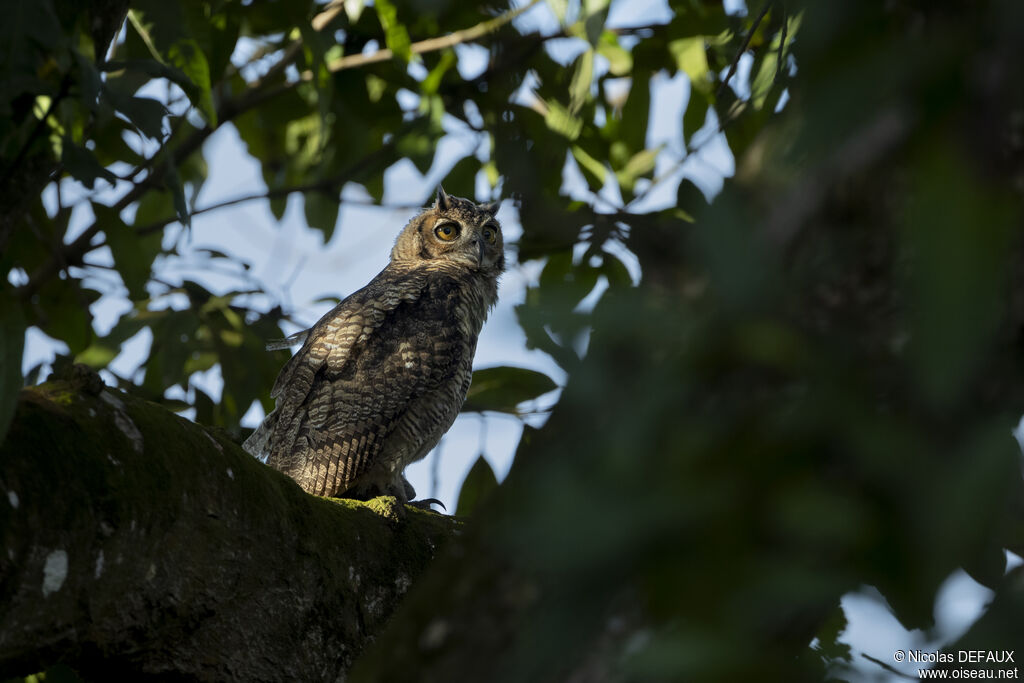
[[243, 268, 421, 463], [260, 270, 467, 497]]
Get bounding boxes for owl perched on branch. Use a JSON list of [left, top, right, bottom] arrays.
[[244, 188, 504, 502]]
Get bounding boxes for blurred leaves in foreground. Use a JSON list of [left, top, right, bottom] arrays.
[[350, 2, 1024, 682]]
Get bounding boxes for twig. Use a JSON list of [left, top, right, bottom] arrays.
[[281, 255, 309, 295], [716, 0, 774, 100], [313, 0, 542, 76], [134, 186, 420, 236]]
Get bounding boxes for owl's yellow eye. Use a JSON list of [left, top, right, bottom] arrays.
[[482, 225, 497, 244], [434, 222, 459, 241]]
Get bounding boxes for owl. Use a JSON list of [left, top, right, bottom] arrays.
[[244, 187, 504, 503]]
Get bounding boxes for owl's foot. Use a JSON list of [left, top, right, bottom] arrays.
[[407, 497, 446, 512], [396, 475, 445, 511]]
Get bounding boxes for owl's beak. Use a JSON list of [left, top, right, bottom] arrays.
[[475, 237, 486, 268]]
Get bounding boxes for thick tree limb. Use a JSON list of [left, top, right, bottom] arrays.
[[0, 372, 457, 681]]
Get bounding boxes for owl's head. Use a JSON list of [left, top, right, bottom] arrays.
[[391, 187, 505, 278]]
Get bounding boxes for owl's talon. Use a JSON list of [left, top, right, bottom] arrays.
[[408, 498, 446, 512]]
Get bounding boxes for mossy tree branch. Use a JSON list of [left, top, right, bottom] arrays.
[[0, 372, 458, 682]]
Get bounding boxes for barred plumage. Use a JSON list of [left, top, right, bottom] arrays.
[[244, 188, 504, 501]]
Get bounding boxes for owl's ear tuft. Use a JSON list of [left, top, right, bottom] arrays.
[[435, 185, 451, 211], [479, 200, 500, 216]]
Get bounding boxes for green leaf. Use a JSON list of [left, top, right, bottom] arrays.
[[62, 141, 116, 189], [597, 30, 632, 76], [544, 100, 583, 141], [665, 4, 729, 38], [122, 52, 217, 126], [483, 160, 499, 189], [581, 0, 610, 46], [344, 0, 365, 23], [442, 154, 481, 199], [422, 49, 456, 96], [669, 37, 710, 94], [375, 0, 412, 63], [143, 308, 201, 394], [164, 161, 190, 227], [134, 188, 175, 227], [304, 190, 340, 243], [196, 3, 242, 82], [75, 344, 118, 369], [285, 113, 326, 172], [569, 50, 594, 114], [365, 74, 388, 103], [96, 202, 163, 300], [72, 51, 103, 113], [812, 605, 851, 664], [363, 175, 384, 203], [36, 280, 94, 354], [104, 89, 167, 139], [682, 87, 708, 147], [75, 303, 147, 371], [123, 4, 219, 124], [0, 289, 26, 446], [269, 195, 288, 221], [571, 144, 607, 189], [178, 149, 208, 209], [463, 366, 559, 414], [615, 146, 661, 193], [91, 116, 144, 167], [546, 0, 569, 23], [600, 252, 634, 288], [749, 43, 779, 110], [619, 75, 650, 155], [676, 178, 707, 217], [454, 454, 499, 517]]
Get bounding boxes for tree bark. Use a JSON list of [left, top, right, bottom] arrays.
[[0, 372, 458, 681]]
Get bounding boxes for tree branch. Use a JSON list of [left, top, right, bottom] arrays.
[[314, 0, 542, 75], [716, 0, 774, 100], [0, 374, 457, 681], [134, 184, 421, 237]]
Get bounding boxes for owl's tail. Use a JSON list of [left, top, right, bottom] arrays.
[[242, 409, 278, 463]]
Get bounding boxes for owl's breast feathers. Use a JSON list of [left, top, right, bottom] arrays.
[[244, 264, 497, 498]]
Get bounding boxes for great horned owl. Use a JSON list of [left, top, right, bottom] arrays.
[[244, 187, 504, 502]]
